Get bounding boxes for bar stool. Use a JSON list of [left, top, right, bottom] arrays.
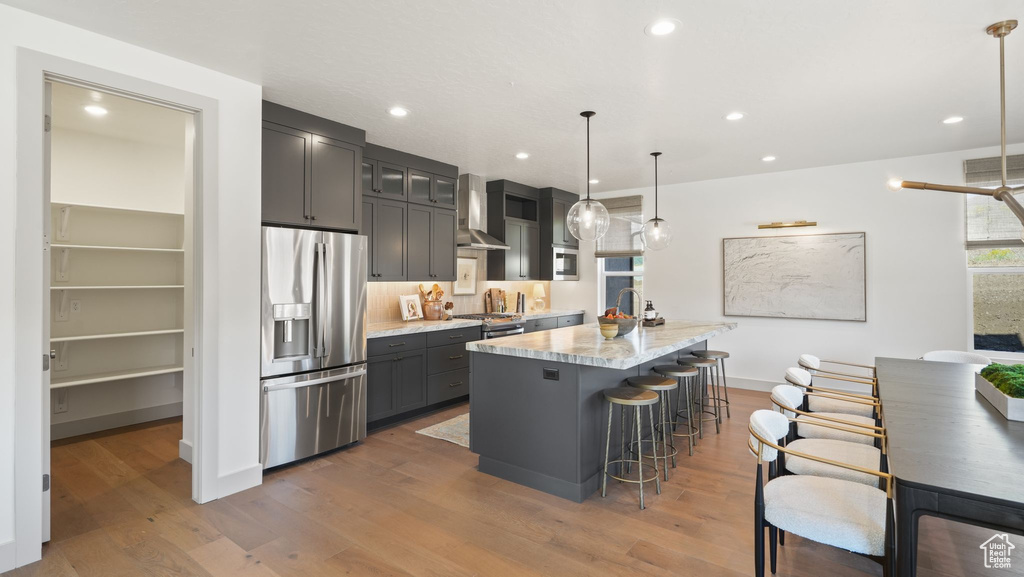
[[627, 375, 678, 480], [601, 386, 661, 509], [693, 349, 731, 419], [652, 365, 699, 456], [678, 356, 720, 436]]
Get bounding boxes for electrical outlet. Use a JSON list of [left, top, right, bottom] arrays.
[[54, 389, 68, 414], [71, 300, 81, 314]]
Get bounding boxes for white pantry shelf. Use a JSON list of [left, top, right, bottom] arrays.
[[51, 201, 185, 217], [51, 329, 184, 343], [50, 285, 185, 290], [51, 365, 184, 389], [52, 243, 184, 253]]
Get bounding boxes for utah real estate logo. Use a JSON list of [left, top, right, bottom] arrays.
[[980, 534, 1015, 570]]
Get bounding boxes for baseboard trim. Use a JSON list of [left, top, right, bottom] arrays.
[[0, 539, 16, 573], [217, 463, 262, 500], [51, 402, 183, 440], [179, 439, 193, 464]]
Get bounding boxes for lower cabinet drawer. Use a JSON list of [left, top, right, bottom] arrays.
[[533, 317, 558, 331], [427, 367, 470, 404], [427, 342, 469, 374], [558, 314, 584, 327]]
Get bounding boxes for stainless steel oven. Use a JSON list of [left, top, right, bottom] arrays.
[[483, 324, 525, 339], [552, 247, 579, 281]]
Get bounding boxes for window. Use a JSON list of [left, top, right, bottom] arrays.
[[599, 256, 644, 316], [965, 155, 1024, 355]]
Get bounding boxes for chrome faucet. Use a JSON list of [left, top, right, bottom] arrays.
[[616, 287, 643, 325]]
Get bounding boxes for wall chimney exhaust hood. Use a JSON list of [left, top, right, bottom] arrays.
[[457, 174, 509, 250]]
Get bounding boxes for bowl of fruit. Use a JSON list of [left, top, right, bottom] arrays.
[[598, 308, 637, 339]]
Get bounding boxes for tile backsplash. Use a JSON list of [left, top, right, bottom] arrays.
[[367, 249, 551, 323]]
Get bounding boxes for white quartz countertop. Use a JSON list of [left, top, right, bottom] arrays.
[[366, 309, 586, 338], [465, 320, 737, 369]]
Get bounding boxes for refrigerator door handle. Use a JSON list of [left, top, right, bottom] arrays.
[[262, 368, 367, 393], [315, 242, 326, 358], [323, 242, 332, 358]]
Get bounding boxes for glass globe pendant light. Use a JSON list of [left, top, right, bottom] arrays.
[[641, 152, 672, 250], [567, 111, 610, 241]]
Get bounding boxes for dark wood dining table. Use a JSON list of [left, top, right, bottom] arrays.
[[876, 357, 1024, 576]]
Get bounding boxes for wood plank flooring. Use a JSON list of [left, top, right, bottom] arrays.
[[6, 389, 1020, 577]]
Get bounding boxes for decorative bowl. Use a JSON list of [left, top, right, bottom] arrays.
[[598, 318, 637, 338]]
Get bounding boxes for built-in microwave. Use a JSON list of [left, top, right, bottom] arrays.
[[552, 247, 579, 281]]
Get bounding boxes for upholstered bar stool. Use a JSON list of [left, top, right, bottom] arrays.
[[678, 356, 720, 436], [693, 349, 731, 419], [652, 364, 699, 456], [601, 387, 661, 509], [627, 375, 679, 480]]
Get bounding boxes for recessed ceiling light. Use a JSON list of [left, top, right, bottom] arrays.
[[388, 106, 408, 117], [942, 116, 964, 124], [515, 152, 530, 159], [84, 105, 108, 116], [725, 112, 745, 121], [589, 179, 600, 184], [761, 155, 776, 162], [645, 18, 679, 36]]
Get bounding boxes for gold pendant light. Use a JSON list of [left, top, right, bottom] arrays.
[[889, 20, 1024, 239]]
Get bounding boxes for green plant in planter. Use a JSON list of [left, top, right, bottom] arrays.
[[981, 364, 1024, 399]]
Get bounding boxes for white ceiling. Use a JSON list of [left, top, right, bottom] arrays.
[[9, 0, 1024, 193], [50, 80, 188, 147]]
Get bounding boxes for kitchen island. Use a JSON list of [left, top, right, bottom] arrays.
[[466, 320, 736, 501]]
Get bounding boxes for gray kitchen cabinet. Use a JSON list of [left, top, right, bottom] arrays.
[[540, 188, 579, 249], [407, 204, 432, 280], [261, 122, 311, 227], [367, 327, 479, 429], [407, 205, 456, 282], [366, 350, 427, 420], [433, 175, 457, 209], [558, 314, 584, 327], [367, 354, 397, 421], [311, 135, 361, 231], [361, 159, 376, 197], [363, 197, 408, 281], [502, 220, 540, 281], [396, 351, 427, 413], [409, 169, 433, 206], [262, 102, 365, 231], [431, 208, 457, 281], [486, 180, 542, 281]]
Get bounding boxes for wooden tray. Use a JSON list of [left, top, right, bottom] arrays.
[[642, 318, 665, 327]]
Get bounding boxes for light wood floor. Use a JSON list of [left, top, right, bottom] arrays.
[[6, 389, 1020, 577]]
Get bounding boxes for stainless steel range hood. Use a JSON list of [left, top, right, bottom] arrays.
[[457, 174, 509, 250]]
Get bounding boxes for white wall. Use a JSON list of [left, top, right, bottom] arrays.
[[588, 143, 1024, 390], [0, 5, 262, 570], [51, 127, 186, 213]]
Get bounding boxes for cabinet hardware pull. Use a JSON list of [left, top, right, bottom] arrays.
[[448, 335, 463, 339], [310, 215, 317, 220], [389, 342, 406, 347], [448, 355, 464, 360], [448, 381, 464, 387], [394, 356, 403, 361]]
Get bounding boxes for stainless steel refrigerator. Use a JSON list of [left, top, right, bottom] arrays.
[[260, 226, 368, 468]]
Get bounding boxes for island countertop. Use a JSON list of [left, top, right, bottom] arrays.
[[466, 320, 737, 370]]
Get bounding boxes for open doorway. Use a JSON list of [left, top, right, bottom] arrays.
[[43, 79, 198, 542]]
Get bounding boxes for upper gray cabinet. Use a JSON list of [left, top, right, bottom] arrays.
[[262, 122, 311, 227], [433, 175, 457, 209], [363, 157, 408, 201], [486, 180, 542, 281], [540, 188, 580, 249], [408, 204, 456, 282], [261, 101, 366, 232], [408, 169, 433, 206]]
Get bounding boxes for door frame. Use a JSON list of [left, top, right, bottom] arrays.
[[14, 49, 220, 566]]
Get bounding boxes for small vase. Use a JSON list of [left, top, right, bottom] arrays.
[[423, 300, 444, 320]]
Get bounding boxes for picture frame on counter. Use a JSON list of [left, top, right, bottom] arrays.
[[454, 256, 478, 295], [399, 294, 423, 321]]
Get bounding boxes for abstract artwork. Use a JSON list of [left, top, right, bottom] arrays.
[[723, 232, 866, 321]]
